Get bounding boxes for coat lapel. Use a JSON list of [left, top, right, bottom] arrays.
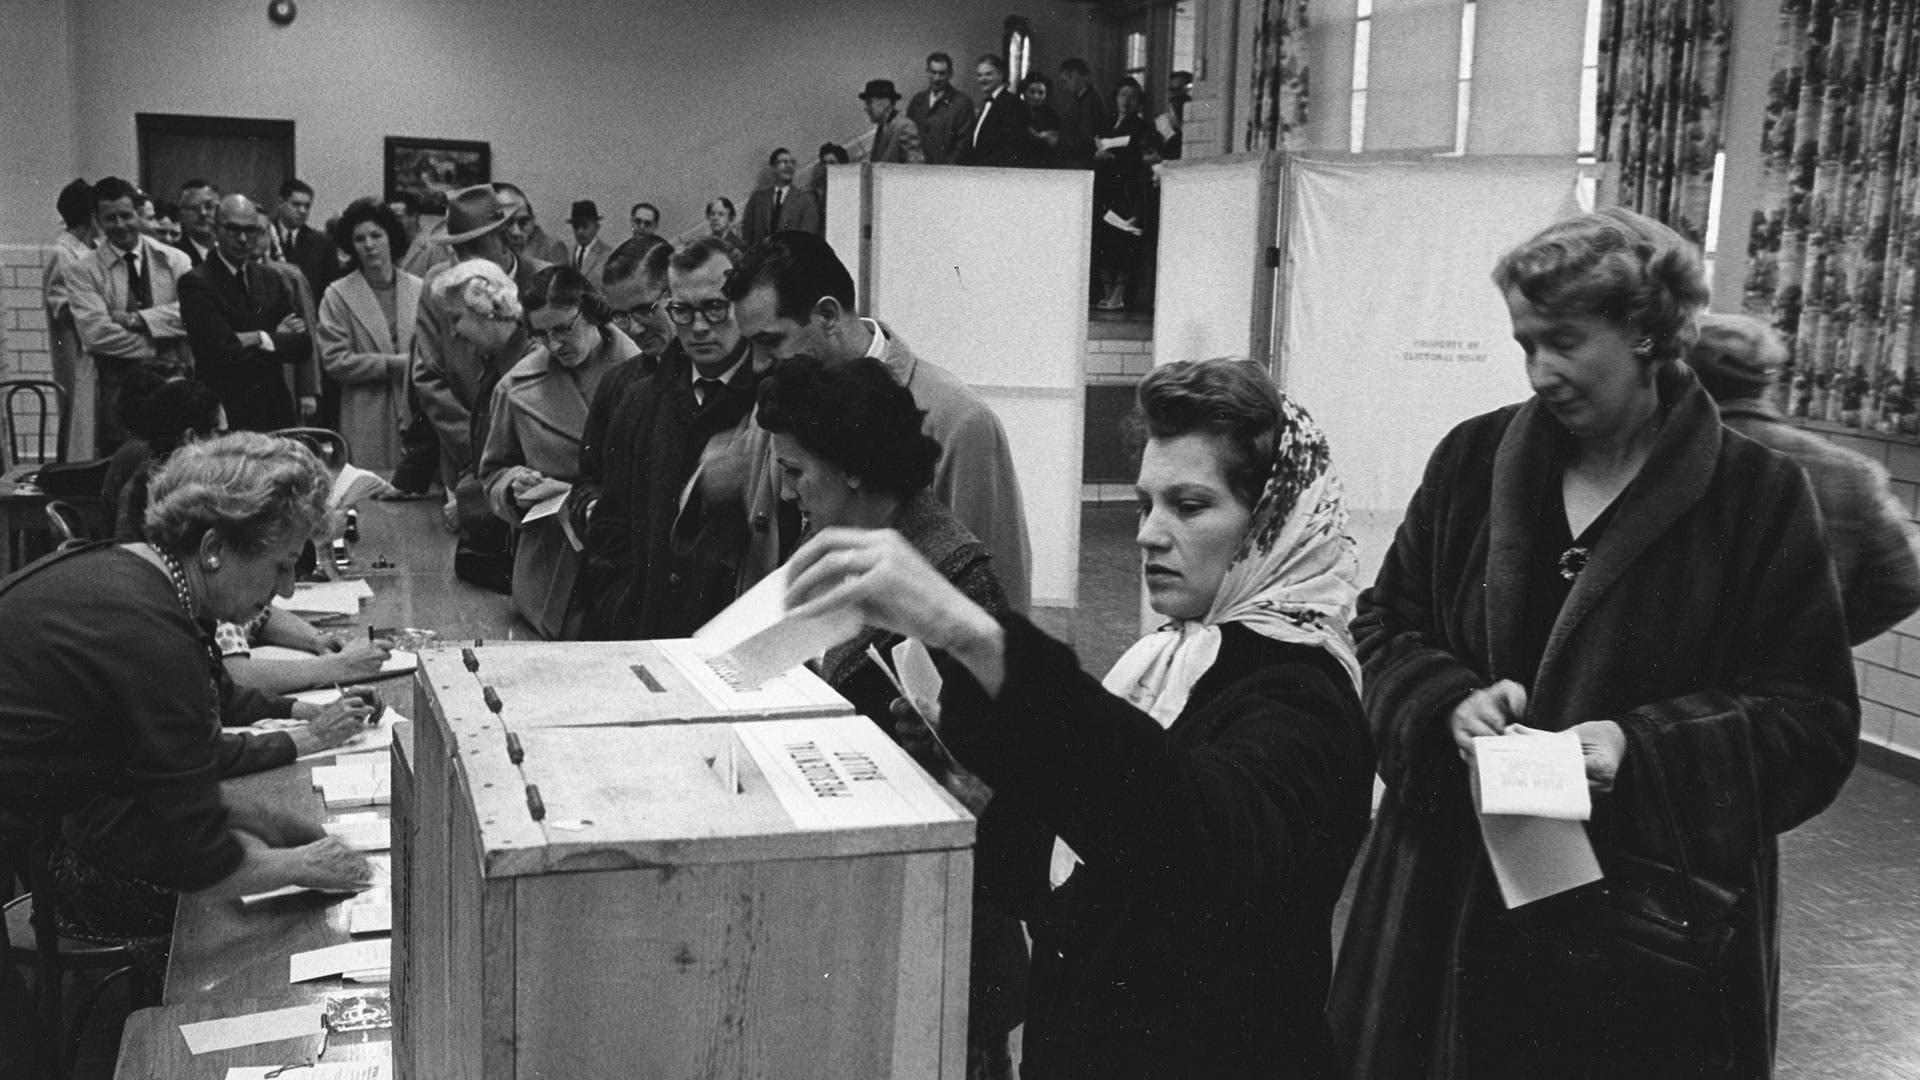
[[1484, 399, 1554, 682], [338, 272, 392, 349], [1534, 367, 1722, 703]]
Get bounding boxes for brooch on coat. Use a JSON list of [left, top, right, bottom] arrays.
[[1557, 545, 1591, 581]]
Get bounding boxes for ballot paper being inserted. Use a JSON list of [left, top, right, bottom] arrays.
[[692, 564, 863, 688], [1472, 727, 1603, 908]]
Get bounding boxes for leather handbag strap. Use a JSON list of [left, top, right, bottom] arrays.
[[1620, 719, 1708, 921]]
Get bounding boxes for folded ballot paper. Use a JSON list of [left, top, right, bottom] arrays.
[[273, 579, 375, 617], [312, 760, 391, 809], [691, 565, 863, 689], [1472, 727, 1603, 908], [290, 939, 390, 984]]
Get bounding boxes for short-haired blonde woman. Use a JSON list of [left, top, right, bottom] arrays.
[[0, 433, 377, 974], [427, 259, 526, 586], [1330, 208, 1860, 1078]]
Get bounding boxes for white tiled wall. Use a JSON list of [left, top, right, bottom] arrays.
[[1822, 428, 1920, 761], [2, 243, 53, 378], [1085, 335, 1153, 383]]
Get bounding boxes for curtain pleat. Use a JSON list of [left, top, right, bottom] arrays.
[[1746, 0, 1920, 432], [1599, 0, 1733, 246], [1245, 0, 1309, 152]]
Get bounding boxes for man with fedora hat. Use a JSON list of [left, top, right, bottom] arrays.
[[566, 199, 614, 288], [859, 79, 925, 164], [411, 183, 548, 587]]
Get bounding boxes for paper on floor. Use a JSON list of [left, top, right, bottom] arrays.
[[178, 1003, 322, 1054]]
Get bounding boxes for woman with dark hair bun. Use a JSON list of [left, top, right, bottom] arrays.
[[317, 196, 423, 472], [778, 357, 1373, 1078], [757, 354, 1027, 1078], [479, 263, 639, 638]]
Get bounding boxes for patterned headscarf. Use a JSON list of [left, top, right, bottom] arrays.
[[1100, 393, 1363, 727]]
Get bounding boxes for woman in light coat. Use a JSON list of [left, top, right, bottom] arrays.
[[480, 264, 639, 638], [316, 198, 421, 472]]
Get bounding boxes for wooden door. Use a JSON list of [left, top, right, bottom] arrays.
[[136, 113, 294, 204]]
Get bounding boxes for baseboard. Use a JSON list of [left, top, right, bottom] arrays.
[[1859, 739, 1920, 786]]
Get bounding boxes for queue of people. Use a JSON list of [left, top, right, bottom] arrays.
[[12, 129, 1920, 1080]]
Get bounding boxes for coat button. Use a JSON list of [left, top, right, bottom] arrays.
[[752, 513, 769, 532]]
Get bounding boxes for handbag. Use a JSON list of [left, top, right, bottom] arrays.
[[1584, 724, 1747, 981]]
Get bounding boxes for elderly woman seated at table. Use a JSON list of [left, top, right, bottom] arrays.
[[0, 433, 378, 973]]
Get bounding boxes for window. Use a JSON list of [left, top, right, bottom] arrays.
[[1125, 30, 1149, 86], [1350, 0, 1372, 154], [1453, 1, 1476, 154], [1171, 1, 1199, 78], [1578, 0, 1603, 159], [1006, 17, 1033, 83]]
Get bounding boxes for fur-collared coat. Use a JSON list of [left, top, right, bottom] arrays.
[[1330, 365, 1859, 1079]]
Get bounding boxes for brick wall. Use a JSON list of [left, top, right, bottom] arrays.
[[2, 243, 53, 379], [1821, 428, 1920, 759]]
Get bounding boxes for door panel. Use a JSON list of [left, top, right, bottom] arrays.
[[137, 113, 294, 204]]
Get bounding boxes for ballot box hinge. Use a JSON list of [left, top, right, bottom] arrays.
[[629, 663, 666, 693], [461, 646, 480, 673], [525, 783, 546, 820], [483, 685, 503, 714], [505, 731, 525, 765]]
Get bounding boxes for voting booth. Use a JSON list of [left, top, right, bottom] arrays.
[[827, 162, 1090, 609], [395, 643, 976, 1079]]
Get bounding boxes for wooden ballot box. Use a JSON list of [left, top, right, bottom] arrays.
[[395, 643, 976, 1079]]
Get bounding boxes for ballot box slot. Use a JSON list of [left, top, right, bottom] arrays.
[[628, 663, 667, 693]]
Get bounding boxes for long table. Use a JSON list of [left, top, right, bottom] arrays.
[[113, 496, 520, 1077]]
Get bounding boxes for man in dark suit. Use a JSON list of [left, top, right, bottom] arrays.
[[272, 177, 343, 427], [741, 148, 822, 248], [179, 194, 317, 431], [966, 55, 1029, 167], [565, 199, 615, 288], [173, 179, 219, 267], [1055, 58, 1111, 170], [860, 80, 925, 164]]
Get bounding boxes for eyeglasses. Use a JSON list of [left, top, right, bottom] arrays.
[[609, 289, 668, 331], [663, 299, 732, 327], [528, 310, 581, 346], [218, 223, 264, 237]]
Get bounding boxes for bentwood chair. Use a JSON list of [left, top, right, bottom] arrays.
[[43, 501, 90, 549], [0, 379, 71, 468], [273, 427, 352, 472], [0, 816, 149, 1079]]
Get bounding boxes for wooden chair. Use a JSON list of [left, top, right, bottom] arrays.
[[273, 427, 352, 471], [43, 501, 90, 550], [0, 817, 148, 1079], [0, 380, 71, 468]]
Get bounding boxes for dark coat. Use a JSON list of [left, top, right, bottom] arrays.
[[580, 341, 765, 639], [907, 86, 978, 165], [1329, 366, 1860, 1079], [1719, 398, 1920, 643], [278, 222, 340, 301], [938, 617, 1373, 1079], [965, 88, 1030, 168], [741, 185, 823, 248], [178, 253, 313, 431]]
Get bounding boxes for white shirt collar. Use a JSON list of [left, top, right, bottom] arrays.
[[861, 318, 888, 361]]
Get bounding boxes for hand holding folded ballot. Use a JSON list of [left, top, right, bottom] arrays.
[[290, 835, 375, 894], [288, 691, 378, 755], [1449, 678, 1529, 755]]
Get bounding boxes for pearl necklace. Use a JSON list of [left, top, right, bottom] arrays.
[[156, 549, 198, 621]]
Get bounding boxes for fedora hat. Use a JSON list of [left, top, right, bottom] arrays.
[[567, 199, 601, 224], [429, 184, 510, 245], [858, 79, 901, 101]]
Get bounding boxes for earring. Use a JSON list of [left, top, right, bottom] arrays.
[[204, 558, 221, 570], [1632, 338, 1654, 357]]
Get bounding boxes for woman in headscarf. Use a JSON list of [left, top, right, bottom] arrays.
[[782, 358, 1374, 1079]]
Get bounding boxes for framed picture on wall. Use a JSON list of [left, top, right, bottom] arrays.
[[383, 136, 490, 214]]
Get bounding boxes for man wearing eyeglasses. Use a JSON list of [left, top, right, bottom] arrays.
[[173, 179, 220, 267], [581, 236, 775, 639], [179, 194, 318, 431]]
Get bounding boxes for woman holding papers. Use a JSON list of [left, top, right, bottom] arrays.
[[1092, 76, 1163, 312], [0, 433, 375, 974], [784, 358, 1373, 1079], [756, 355, 1026, 1079], [1328, 208, 1859, 1078], [480, 264, 640, 638]]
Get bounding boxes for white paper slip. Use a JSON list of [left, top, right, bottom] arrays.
[[692, 567, 862, 688], [891, 638, 944, 725], [274, 579, 375, 616], [326, 818, 391, 853], [1098, 134, 1130, 150], [178, 1003, 323, 1054], [329, 463, 394, 508], [290, 939, 391, 984], [1100, 209, 1143, 236], [296, 714, 400, 763], [227, 1062, 390, 1080], [1473, 729, 1592, 820], [520, 485, 571, 523], [1478, 813, 1603, 908], [348, 891, 393, 936], [312, 761, 392, 808], [1155, 113, 1177, 140]]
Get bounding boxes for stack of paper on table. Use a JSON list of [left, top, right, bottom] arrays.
[[1472, 727, 1602, 908], [290, 939, 391, 984], [312, 760, 391, 808], [273, 579, 375, 617], [325, 812, 390, 853], [177, 1004, 323, 1054], [225, 1062, 390, 1080], [347, 887, 392, 935]]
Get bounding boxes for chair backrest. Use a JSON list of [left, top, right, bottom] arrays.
[[272, 427, 351, 471], [43, 501, 89, 548], [0, 380, 69, 467]]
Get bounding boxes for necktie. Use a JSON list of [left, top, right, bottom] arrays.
[[575, 245, 586, 269], [695, 377, 725, 406], [770, 189, 785, 232], [126, 250, 150, 311]]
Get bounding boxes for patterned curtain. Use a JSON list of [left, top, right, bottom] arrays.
[[1245, 0, 1309, 152], [1597, 0, 1734, 246], [1744, 0, 1920, 434]]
